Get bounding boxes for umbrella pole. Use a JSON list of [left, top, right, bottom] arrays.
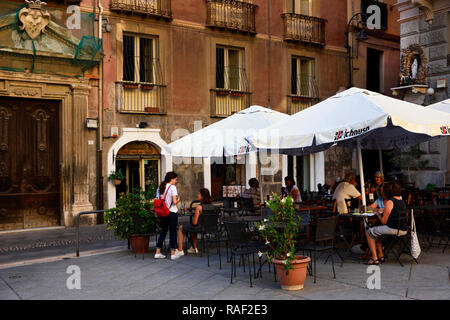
[[378, 149, 384, 174], [357, 139, 367, 207], [257, 150, 264, 206]]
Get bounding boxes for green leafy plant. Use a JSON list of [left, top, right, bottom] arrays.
[[255, 194, 301, 274], [387, 145, 429, 182], [108, 170, 124, 181], [105, 188, 157, 239]]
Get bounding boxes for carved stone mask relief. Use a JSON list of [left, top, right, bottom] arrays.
[[18, 2, 50, 40]]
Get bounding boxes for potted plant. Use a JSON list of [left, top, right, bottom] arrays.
[[144, 107, 160, 113], [141, 84, 154, 91], [255, 194, 310, 291], [108, 170, 124, 185], [122, 82, 138, 89], [105, 189, 157, 254]]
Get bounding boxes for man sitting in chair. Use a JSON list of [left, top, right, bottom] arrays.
[[332, 172, 362, 214]]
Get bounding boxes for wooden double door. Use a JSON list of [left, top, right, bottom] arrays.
[[0, 98, 60, 230]]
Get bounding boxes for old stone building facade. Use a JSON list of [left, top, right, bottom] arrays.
[[3, 0, 404, 230], [391, 0, 450, 188]]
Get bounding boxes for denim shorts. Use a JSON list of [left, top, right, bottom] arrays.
[[368, 225, 407, 240]]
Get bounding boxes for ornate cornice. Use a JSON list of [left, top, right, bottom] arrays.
[[411, 0, 434, 24]]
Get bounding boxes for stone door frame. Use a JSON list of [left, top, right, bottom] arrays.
[[106, 128, 172, 209], [0, 70, 93, 227]]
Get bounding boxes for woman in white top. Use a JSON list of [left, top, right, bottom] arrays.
[[284, 176, 302, 203], [155, 172, 180, 260]]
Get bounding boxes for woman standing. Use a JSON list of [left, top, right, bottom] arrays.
[[284, 176, 302, 203], [155, 172, 181, 260]]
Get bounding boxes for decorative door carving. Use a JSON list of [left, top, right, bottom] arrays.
[[0, 98, 60, 230]]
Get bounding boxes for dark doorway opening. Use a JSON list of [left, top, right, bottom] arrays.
[[366, 48, 382, 92]]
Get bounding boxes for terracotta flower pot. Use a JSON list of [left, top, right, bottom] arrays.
[[272, 255, 311, 291], [129, 235, 150, 254], [122, 83, 138, 89], [114, 179, 122, 185]]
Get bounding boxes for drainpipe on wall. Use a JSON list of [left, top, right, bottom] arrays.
[[96, 1, 104, 221]]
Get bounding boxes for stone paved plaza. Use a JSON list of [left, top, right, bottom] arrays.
[[0, 237, 448, 300]]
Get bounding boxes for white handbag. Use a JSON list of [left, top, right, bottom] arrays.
[[410, 209, 421, 259]]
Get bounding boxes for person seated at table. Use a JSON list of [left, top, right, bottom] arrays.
[[364, 183, 408, 265], [240, 178, 261, 207], [284, 176, 302, 203], [368, 171, 385, 203], [332, 172, 362, 214], [176, 188, 214, 255], [360, 183, 386, 260]]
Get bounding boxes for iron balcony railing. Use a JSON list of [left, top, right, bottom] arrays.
[[210, 89, 252, 117], [288, 75, 319, 115], [282, 13, 326, 46], [206, 0, 257, 34], [111, 0, 172, 20], [116, 82, 167, 114], [216, 66, 249, 92], [212, 65, 251, 117]]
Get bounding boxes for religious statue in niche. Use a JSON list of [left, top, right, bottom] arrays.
[[399, 44, 427, 86], [18, 0, 50, 40]]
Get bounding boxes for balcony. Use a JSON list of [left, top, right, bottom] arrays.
[[110, 0, 172, 20], [210, 89, 252, 117], [206, 0, 257, 35], [116, 82, 167, 114], [282, 13, 326, 46], [287, 75, 319, 115]]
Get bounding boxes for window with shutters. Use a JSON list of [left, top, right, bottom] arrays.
[[288, 56, 319, 114], [211, 46, 251, 117], [117, 34, 167, 114]]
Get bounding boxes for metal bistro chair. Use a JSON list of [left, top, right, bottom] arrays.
[[296, 216, 338, 283], [224, 220, 264, 288], [239, 197, 258, 216], [383, 210, 419, 267], [200, 210, 226, 269], [131, 212, 154, 260]]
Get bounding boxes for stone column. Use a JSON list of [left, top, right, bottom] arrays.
[[70, 83, 93, 223]]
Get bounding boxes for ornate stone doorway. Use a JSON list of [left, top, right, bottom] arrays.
[[115, 141, 161, 198]]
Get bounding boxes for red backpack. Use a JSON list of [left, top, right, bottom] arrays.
[[154, 185, 172, 218]]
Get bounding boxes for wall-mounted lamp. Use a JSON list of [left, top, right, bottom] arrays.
[[102, 17, 112, 33]]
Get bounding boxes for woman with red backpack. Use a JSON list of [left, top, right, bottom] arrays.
[[154, 172, 181, 260]]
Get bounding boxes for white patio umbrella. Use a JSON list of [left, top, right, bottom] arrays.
[[161, 105, 290, 157], [162, 105, 290, 203], [427, 98, 450, 113], [249, 87, 450, 206]]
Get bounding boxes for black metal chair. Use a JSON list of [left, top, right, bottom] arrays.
[[382, 210, 419, 267], [200, 212, 226, 269], [224, 220, 265, 288], [131, 213, 153, 260], [239, 197, 257, 216], [296, 216, 338, 283], [335, 216, 360, 264]]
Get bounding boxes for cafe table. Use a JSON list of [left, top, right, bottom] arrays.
[[337, 212, 379, 261]]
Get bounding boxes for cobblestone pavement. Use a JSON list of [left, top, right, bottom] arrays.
[[0, 243, 448, 300]]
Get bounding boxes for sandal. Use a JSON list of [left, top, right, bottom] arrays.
[[378, 256, 385, 264], [364, 258, 380, 265]]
